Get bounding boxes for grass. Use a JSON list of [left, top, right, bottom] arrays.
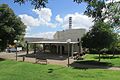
[[83, 54, 120, 66], [0, 59, 120, 80]]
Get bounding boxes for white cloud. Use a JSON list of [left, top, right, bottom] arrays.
[[19, 8, 56, 28], [19, 14, 40, 27], [20, 8, 94, 38], [25, 32, 56, 39], [56, 12, 94, 30], [46, 23, 57, 28], [55, 15, 63, 23], [106, 0, 120, 3], [25, 26, 31, 32], [32, 8, 52, 22]]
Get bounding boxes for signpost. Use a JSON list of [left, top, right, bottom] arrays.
[[66, 39, 71, 67], [14, 40, 18, 61]]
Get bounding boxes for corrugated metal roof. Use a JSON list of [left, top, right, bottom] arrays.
[[28, 41, 78, 44]]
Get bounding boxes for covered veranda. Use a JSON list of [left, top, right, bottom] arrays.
[[26, 41, 79, 57], [25, 41, 80, 66]]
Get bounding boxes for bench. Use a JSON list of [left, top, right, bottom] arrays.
[[35, 57, 47, 64]]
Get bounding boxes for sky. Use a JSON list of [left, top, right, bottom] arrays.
[[0, 0, 95, 39]]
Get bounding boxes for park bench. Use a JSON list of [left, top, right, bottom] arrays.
[[35, 53, 47, 64]]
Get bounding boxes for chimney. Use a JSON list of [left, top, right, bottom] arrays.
[[69, 17, 72, 29]]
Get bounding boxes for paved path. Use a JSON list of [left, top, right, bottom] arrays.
[[0, 52, 120, 70], [0, 52, 75, 66]]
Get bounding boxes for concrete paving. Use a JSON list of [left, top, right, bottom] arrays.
[[0, 51, 75, 66]]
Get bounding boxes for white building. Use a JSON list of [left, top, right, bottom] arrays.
[[54, 29, 86, 42], [27, 28, 86, 56], [53, 28, 86, 55]]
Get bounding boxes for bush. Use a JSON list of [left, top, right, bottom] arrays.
[[88, 47, 120, 55], [89, 49, 99, 54]]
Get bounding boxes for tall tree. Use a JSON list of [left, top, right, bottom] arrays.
[[0, 4, 26, 51], [81, 21, 116, 61], [105, 2, 120, 33], [14, 0, 48, 9], [74, 0, 120, 32]]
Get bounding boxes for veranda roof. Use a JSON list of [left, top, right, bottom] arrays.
[[27, 41, 78, 44]]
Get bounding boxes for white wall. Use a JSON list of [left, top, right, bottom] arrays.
[[54, 29, 86, 42]]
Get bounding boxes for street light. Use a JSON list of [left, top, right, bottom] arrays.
[[66, 39, 71, 67], [14, 40, 18, 61]]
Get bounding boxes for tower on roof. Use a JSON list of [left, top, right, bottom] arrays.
[[69, 17, 72, 29]]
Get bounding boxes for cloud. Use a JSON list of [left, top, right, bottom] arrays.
[[19, 8, 56, 28], [106, 0, 120, 3], [25, 12, 94, 39], [20, 8, 94, 38], [32, 8, 52, 22], [56, 12, 94, 30], [25, 32, 56, 39], [25, 26, 31, 32], [19, 14, 40, 27], [55, 15, 63, 23]]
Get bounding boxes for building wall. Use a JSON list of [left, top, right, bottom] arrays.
[[54, 29, 86, 42], [53, 29, 85, 55]]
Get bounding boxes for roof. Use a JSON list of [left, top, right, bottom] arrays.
[[28, 41, 79, 44]]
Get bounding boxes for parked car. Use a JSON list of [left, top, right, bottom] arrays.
[[7, 47, 22, 52]]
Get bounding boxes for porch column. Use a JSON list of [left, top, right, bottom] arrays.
[[26, 42, 29, 54], [80, 41, 83, 54], [56, 44, 59, 54], [60, 45, 62, 55], [43, 44, 45, 53], [49, 43, 51, 53], [71, 43, 74, 58], [34, 43, 37, 54]]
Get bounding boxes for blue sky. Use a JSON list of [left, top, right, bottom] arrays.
[[0, 0, 94, 39]]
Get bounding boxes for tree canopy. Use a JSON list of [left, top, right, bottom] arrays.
[[81, 21, 116, 50], [81, 21, 117, 61], [0, 4, 26, 51], [14, 0, 48, 9]]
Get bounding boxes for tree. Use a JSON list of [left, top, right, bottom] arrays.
[[0, 4, 26, 51], [14, 0, 48, 9], [81, 21, 116, 61], [74, 0, 120, 33], [74, 1, 120, 20], [105, 2, 120, 33]]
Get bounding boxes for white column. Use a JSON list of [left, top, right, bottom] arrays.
[[49, 43, 51, 53], [60, 45, 62, 55], [56, 44, 59, 54], [71, 44, 74, 58], [43, 44, 45, 53]]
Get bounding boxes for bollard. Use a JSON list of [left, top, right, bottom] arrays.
[[23, 56, 25, 62]]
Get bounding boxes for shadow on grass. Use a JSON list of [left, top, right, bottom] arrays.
[[94, 56, 120, 59], [0, 58, 5, 61], [48, 67, 65, 73], [48, 68, 54, 73], [70, 60, 113, 70]]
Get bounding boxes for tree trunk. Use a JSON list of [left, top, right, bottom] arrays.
[[113, 48, 115, 57], [98, 49, 101, 62], [98, 52, 101, 62]]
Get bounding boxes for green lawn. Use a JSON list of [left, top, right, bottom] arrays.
[[0, 59, 120, 80], [84, 54, 120, 66]]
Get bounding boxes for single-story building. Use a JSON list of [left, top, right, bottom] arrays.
[[25, 28, 86, 57]]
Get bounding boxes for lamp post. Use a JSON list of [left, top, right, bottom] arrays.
[[25, 41, 29, 54], [66, 39, 71, 67], [14, 40, 18, 61]]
